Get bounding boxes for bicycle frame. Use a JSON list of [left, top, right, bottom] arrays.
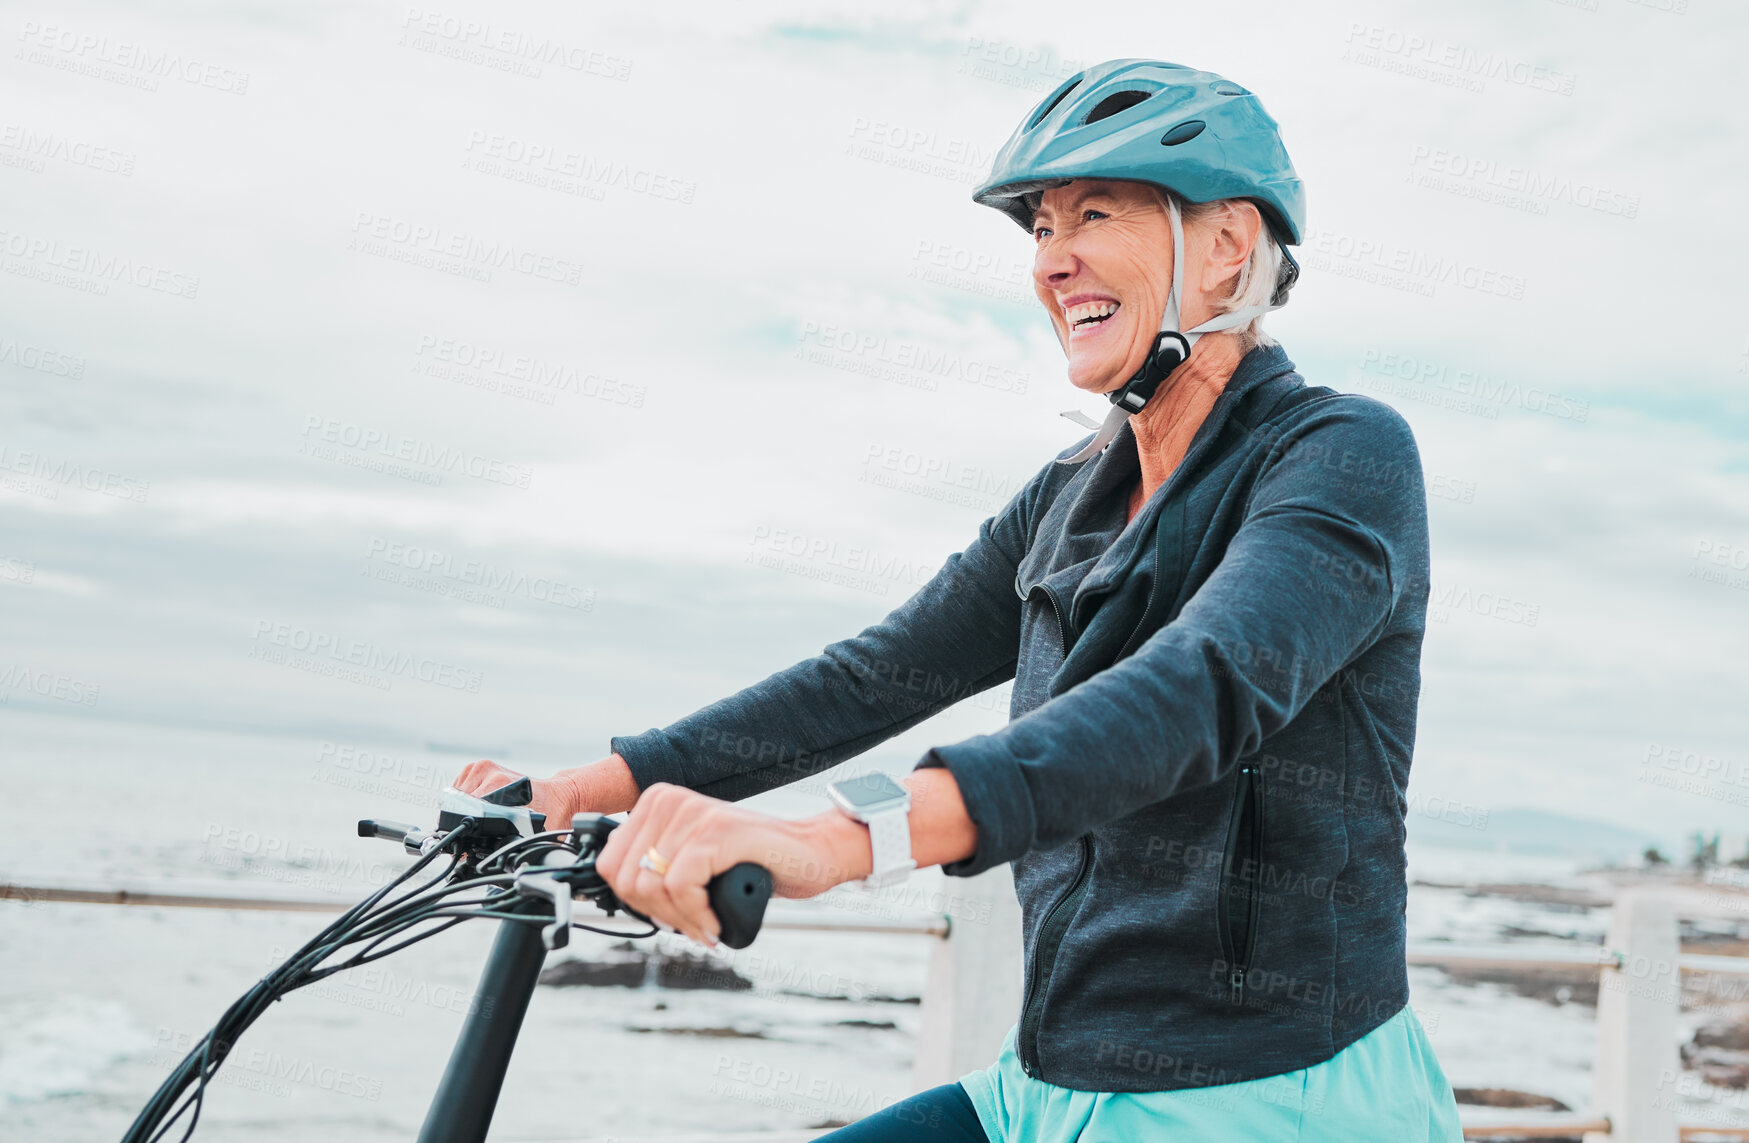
[[416, 893, 552, 1143]]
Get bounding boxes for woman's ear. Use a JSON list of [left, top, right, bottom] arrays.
[[1201, 201, 1262, 299]]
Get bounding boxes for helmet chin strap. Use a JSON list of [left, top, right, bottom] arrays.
[[1057, 197, 1282, 466]]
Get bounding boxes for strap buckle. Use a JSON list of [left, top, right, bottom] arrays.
[[1106, 330, 1191, 414]]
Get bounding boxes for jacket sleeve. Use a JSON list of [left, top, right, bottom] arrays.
[[607, 443, 1079, 802], [917, 396, 1429, 876]]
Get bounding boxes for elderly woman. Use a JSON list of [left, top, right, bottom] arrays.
[[456, 59, 1462, 1140]]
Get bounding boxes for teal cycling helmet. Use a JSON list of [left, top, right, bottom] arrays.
[[973, 58, 1306, 463]]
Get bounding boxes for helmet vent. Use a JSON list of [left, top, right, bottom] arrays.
[[1028, 78, 1082, 130], [1159, 120, 1206, 146], [1083, 89, 1152, 125]]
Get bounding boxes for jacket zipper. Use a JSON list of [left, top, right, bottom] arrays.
[[1017, 834, 1093, 1078], [1216, 764, 1264, 1006], [1036, 583, 1072, 657], [1015, 401, 1259, 1062], [1114, 501, 1175, 662]]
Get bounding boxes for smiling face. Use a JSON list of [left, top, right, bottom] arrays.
[[1030, 179, 1181, 394], [1030, 179, 1269, 396]]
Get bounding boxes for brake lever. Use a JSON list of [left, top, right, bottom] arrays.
[[513, 862, 575, 950], [357, 818, 444, 855]]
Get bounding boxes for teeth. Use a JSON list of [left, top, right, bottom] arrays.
[[1066, 301, 1119, 326]]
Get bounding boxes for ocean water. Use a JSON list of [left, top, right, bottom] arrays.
[[2, 706, 1615, 1139]]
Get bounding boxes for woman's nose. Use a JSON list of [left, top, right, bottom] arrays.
[[1033, 237, 1078, 291]]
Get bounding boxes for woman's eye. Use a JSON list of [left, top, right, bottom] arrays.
[[1032, 226, 1052, 241], [1083, 209, 1107, 222]]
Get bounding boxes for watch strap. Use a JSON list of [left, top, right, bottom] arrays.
[[860, 803, 915, 889]]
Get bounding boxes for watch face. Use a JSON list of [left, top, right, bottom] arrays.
[[832, 772, 907, 811]]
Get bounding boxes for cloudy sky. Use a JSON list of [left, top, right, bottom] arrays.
[[3, 0, 1745, 846]]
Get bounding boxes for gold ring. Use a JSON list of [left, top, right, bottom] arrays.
[[638, 846, 671, 876]]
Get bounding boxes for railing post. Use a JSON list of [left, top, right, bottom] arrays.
[[911, 863, 1022, 1091], [1583, 888, 1680, 1143]]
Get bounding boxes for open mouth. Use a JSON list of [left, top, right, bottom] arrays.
[[1066, 300, 1120, 334]]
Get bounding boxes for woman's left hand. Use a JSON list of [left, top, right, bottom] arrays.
[[595, 783, 871, 947]]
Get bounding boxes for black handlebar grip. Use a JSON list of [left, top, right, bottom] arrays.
[[358, 818, 416, 842], [706, 863, 773, 950]]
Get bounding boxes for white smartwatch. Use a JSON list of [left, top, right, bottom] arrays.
[[827, 773, 915, 889]]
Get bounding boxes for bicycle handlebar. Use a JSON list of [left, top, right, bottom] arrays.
[[123, 783, 773, 1143], [363, 787, 773, 951]]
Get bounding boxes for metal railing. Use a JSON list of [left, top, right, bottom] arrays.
[[7, 874, 1749, 1142]]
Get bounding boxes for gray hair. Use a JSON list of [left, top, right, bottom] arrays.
[[1022, 185, 1285, 351]]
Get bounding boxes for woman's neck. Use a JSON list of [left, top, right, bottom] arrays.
[[1125, 332, 1245, 522]]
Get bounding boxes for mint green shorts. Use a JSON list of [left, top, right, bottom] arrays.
[[958, 1004, 1463, 1142]]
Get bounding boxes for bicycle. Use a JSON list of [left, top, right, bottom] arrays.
[[121, 777, 773, 1143]]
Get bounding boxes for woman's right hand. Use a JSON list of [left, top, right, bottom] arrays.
[[449, 754, 641, 825]]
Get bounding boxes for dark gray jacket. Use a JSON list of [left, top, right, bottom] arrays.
[[611, 342, 1430, 1092]]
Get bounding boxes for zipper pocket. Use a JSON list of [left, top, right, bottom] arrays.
[[1017, 834, 1093, 1077], [1216, 764, 1265, 1006]]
